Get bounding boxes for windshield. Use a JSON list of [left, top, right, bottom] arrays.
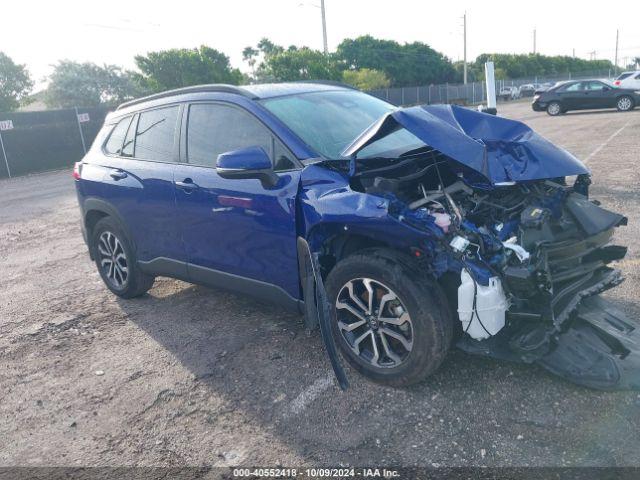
[[261, 90, 423, 159]]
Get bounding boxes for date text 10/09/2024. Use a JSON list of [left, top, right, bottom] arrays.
[[233, 468, 401, 478]]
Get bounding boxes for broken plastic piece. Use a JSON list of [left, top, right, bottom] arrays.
[[450, 236, 470, 253], [502, 238, 530, 263]]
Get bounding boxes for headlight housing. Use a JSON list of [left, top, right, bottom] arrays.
[[533, 94, 540, 101]]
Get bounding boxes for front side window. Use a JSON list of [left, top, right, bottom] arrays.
[[134, 106, 179, 162], [104, 116, 132, 155], [187, 103, 295, 170]]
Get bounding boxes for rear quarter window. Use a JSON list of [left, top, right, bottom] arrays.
[[104, 116, 132, 155]]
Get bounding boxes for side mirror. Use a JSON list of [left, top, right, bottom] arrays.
[[216, 146, 279, 188]]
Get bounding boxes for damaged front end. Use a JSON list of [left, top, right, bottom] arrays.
[[308, 104, 639, 391]]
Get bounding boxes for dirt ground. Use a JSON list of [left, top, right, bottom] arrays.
[[1, 101, 640, 468]]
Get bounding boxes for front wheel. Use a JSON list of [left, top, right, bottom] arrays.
[[546, 101, 562, 116], [616, 95, 634, 112], [325, 249, 453, 387], [91, 217, 155, 298]]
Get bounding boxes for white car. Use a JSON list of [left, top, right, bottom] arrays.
[[614, 71, 640, 89], [498, 86, 520, 100]]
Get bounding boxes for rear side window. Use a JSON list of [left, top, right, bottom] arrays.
[[187, 103, 295, 170], [134, 106, 179, 162], [104, 116, 132, 155], [584, 81, 606, 91], [559, 82, 583, 92], [617, 73, 633, 81]]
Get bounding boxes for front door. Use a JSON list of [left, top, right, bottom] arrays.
[[582, 81, 616, 109], [174, 102, 302, 304]]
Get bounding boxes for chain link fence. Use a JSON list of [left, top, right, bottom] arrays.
[[368, 68, 616, 107], [0, 107, 110, 179]]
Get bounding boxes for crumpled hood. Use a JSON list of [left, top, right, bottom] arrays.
[[341, 104, 589, 184]]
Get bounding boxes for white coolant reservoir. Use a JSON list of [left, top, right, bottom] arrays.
[[457, 270, 508, 340]]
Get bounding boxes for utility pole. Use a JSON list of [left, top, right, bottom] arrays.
[[463, 12, 468, 84], [589, 51, 596, 61], [614, 29, 619, 75], [320, 0, 328, 54], [533, 28, 536, 54], [572, 48, 575, 58]]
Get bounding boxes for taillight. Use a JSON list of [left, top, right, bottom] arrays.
[[615, 81, 621, 86], [72, 162, 82, 180]]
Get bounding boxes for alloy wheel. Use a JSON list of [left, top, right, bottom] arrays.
[[618, 97, 632, 111], [335, 278, 413, 368], [97, 231, 128, 288], [548, 103, 561, 115]]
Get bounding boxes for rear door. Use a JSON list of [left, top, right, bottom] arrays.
[[557, 82, 588, 110], [97, 105, 186, 267], [173, 102, 302, 302]]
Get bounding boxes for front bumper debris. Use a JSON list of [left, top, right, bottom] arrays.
[[538, 296, 640, 390]]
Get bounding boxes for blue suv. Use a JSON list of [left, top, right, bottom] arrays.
[[75, 82, 639, 390]]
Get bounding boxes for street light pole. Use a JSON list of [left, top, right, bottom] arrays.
[[320, 0, 328, 54], [463, 12, 467, 84], [614, 29, 619, 76]]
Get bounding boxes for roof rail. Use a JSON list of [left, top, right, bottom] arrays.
[[294, 79, 357, 90], [116, 84, 258, 110]]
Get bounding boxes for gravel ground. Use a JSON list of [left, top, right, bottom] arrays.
[[1, 101, 640, 468]]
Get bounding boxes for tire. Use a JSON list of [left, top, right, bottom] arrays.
[[546, 101, 562, 116], [325, 248, 453, 387], [616, 95, 634, 112], [91, 216, 155, 298]]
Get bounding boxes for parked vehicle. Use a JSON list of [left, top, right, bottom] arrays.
[[498, 85, 520, 100], [614, 71, 640, 89], [534, 82, 555, 93], [74, 82, 639, 391], [519, 84, 536, 97], [532, 79, 640, 115]]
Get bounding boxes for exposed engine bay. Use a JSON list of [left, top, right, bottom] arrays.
[[345, 147, 639, 390]]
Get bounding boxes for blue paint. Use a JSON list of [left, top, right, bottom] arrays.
[[343, 104, 590, 184]]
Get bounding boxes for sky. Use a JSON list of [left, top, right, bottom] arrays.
[[2, 0, 640, 88]]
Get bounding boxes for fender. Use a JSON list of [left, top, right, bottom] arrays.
[[82, 197, 136, 258]]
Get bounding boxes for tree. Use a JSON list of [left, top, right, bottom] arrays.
[[243, 39, 342, 83], [342, 68, 390, 90], [472, 53, 613, 79], [45, 61, 142, 108], [134, 46, 242, 92], [0, 52, 33, 112], [336, 36, 456, 87]]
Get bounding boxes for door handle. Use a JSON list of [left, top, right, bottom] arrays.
[[175, 179, 199, 192], [109, 170, 127, 180]]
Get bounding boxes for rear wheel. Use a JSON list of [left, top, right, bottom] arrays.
[[547, 101, 562, 116], [616, 95, 634, 112], [325, 249, 453, 387], [91, 217, 155, 298]]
